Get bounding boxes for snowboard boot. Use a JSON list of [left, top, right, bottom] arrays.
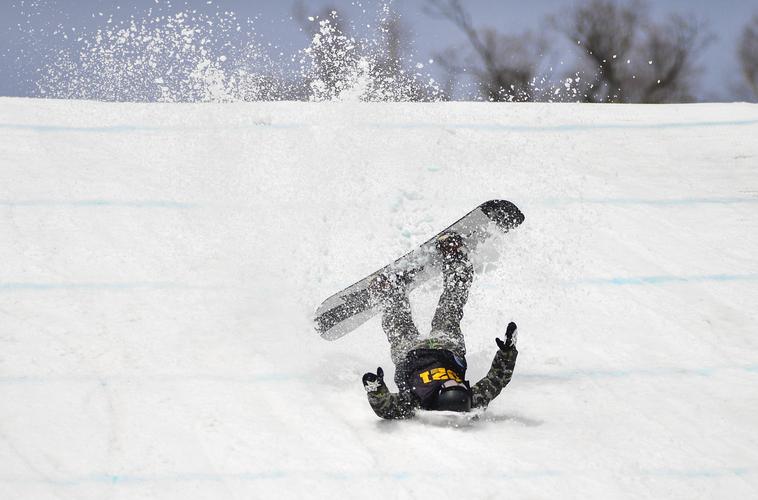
[[435, 231, 467, 263], [368, 269, 417, 303]]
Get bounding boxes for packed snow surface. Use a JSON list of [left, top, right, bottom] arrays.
[[1, 99, 757, 499]]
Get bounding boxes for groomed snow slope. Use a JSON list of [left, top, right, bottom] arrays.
[[1, 99, 757, 499]]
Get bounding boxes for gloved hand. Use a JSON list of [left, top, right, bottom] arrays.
[[495, 322, 518, 352], [362, 367, 388, 393]]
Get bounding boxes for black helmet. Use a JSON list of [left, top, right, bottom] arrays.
[[434, 383, 472, 412]]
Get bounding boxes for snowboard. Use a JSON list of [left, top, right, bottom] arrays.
[[313, 200, 525, 340]]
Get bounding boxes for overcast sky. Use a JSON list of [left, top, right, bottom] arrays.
[[1, 0, 756, 100]]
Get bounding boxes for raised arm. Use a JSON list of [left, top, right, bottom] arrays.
[[362, 367, 417, 419], [471, 322, 519, 409]]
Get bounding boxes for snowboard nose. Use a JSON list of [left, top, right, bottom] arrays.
[[480, 199, 525, 230]]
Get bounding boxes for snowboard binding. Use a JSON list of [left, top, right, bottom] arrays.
[[435, 231, 467, 261], [367, 269, 417, 303]]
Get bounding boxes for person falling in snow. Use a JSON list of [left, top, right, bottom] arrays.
[[362, 231, 519, 419]]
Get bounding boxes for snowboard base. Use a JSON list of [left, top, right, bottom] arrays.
[[314, 200, 524, 340]]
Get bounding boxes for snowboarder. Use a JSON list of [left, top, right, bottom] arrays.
[[362, 231, 519, 419]]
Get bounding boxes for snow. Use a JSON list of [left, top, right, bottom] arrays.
[[1, 98, 757, 499]]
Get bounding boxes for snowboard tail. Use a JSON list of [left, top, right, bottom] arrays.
[[314, 200, 524, 340]]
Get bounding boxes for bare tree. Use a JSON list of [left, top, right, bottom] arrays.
[[555, 0, 710, 103], [633, 15, 707, 102], [738, 15, 758, 98], [424, 0, 546, 101], [557, 0, 639, 102]]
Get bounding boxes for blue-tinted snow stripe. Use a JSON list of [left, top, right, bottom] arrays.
[[520, 366, 713, 381], [0, 472, 287, 486], [0, 199, 197, 208], [1, 118, 756, 134], [0, 373, 305, 384], [639, 467, 750, 478], [0, 123, 153, 133], [546, 196, 758, 206], [1, 364, 756, 385], [0, 123, 303, 133], [2, 197, 755, 210], [373, 119, 758, 132], [0, 470, 564, 486], [577, 274, 758, 286], [0, 467, 751, 485], [0, 282, 219, 292]]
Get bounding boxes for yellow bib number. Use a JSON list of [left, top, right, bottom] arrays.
[[418, 367, 463, 384]]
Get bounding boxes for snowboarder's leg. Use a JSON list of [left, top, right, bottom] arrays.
[[372, 274, 420, 366], [371, 273, 420, 394], [380, 285, 421, 393], [429, 232, 474, 357]]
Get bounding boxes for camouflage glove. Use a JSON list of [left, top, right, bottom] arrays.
[[495, 322, 518, 352], [362, 367, 388, 394]]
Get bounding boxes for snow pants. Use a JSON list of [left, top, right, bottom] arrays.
[[380, 252, 474, 366]]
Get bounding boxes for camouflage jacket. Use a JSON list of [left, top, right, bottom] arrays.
[[366, 347, 518, 419]]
